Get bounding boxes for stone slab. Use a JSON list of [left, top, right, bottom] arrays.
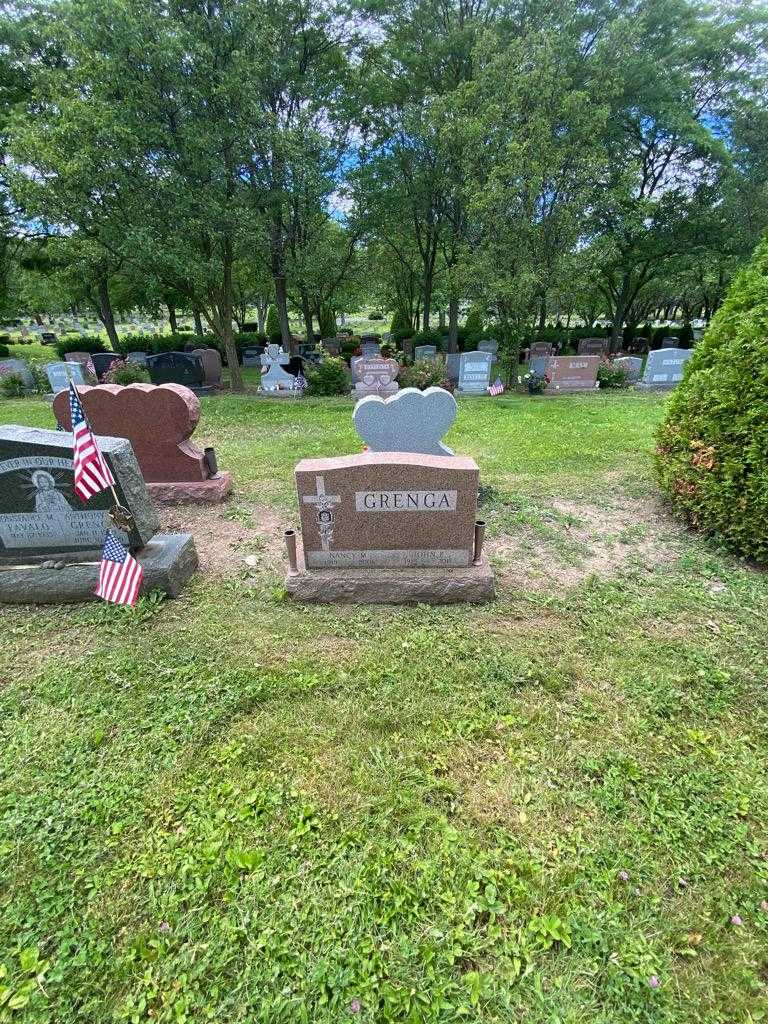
[[458, 351, 493, 393], [295, 452, 479, 569], [544, 355, 601, 393], [147, 472, 232, 504], [636, 348, 692, 389], [0, 425, 158, 563], [284, 540, 493, 604], [353, 387, 456, 456], [0, 532, 198, 604]]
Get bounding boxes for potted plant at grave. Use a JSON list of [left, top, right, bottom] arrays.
[[522, 370, 549, 395]]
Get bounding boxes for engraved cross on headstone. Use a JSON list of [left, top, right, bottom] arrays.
[[301, 475, 341, 551]]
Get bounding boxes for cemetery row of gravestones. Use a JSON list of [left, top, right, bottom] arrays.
[[0, 381, 492, 606]]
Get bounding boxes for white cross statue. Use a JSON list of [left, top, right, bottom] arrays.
[[302, 475, 341, 551]]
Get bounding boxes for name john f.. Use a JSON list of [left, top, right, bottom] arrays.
[[355, 490, 457, 512]]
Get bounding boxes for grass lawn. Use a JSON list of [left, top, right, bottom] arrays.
[[1, 391, 767, 1023]]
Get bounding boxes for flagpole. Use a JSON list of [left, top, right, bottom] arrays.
[[71, 381, 134, 531]]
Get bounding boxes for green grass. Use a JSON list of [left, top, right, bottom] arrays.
[[1, 391, 767, 1023]]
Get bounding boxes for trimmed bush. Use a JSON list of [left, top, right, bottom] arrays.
[[655, 235, 768, 562], [597, 361, 629, 389], [390, 309, 412, 336], [55, 335, 106, 358], [305, 356, 349, 396], [0, 344, 9, 358], [464, 304, 485, 336], [0, 373, 25, 397], [103, 360, 150, 385], [265, 304, 280, 337]]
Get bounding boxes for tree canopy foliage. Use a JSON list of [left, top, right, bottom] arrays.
[[1, 0, 767, 382]]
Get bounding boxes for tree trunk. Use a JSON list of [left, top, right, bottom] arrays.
[[167, 304, 178, 333], [256, 298, 267, 335], [447, 294, 459, 352], [34, 312, 43, 325], [422, 278, 432, 332], [438, 308, 446, 329], [537, 293, 547, 331], [97, 275, 120, 352], [193, 309, 204, 336], [610, 273, 632, 353], [300, 289, 314, 347]]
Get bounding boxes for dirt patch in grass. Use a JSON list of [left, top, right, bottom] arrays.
[[158, 501, 287, 572], [489, 493, 685, 591]]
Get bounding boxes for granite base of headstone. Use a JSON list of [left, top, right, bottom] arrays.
[[636, 348, 692, 390], [53, 383, 233, 504], [0, 425, 198, 603]]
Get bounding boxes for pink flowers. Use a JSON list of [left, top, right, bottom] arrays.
[[349, 999, 361, 1014], [648, 975, 660, 989], [730, 914, 743, 926], [618, 870, 629, 882]]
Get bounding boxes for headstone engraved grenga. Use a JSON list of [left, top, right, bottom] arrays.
[[53, 383, 232, 504], [283, 388, 493, 604], [544, 355, 600, 394], [0, 425, 198, 603], [458, 351, 493, 394], [636, 348, 692, 390]]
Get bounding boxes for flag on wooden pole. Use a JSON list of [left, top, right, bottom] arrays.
[[95, 529, 144, 607], [69, 382, 115, 501]]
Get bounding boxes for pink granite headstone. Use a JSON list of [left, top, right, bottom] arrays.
[[53, 383, 232, 503]]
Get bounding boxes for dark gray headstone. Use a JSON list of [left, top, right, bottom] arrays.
[[613, 356, 642, 382], [0, 425, 158, 565], [577, 337, 608, 356], [445, 352, 460, 382], [458, 351, 493, 393], [146, 351, 204, 388], [242, 347, 263, 367], [90, 352, 122, 380]]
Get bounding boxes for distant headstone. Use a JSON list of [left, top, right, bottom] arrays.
[[661, 336, 680, 349], [353, 356, 399, 398], [64, 351, 91, 365], [242, 346, 262, 367], [41, 332, 57, 345], [415, 345, 437, 362], [529, 342, 553, 360], [354, 387, 456, 456], [613, 356, 643, 383], [401, 338, 415, 361], [577, 337, 609, 356], [90, 352, 122, 380], [127, 351, 149, 366], [544, 356, 601, 394], [445, 352, 460, 382], [0, 359, 35, 390], [478, 340, 498, 357], [458, 351, 493, 394], [192, 348, 223, 388], [529, 356, 548, 376], [322, 338, 341, 357], [360, 335, 381, 357], [636, 348, 692, 390], [0, 425, 197, 603], [53, 383, 232, 503], [45, 361, 86, 395], [260, 344, 297, 393], [146, 352, 207, 392]]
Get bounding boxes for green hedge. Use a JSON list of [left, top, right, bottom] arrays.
[[55, 336, 107, 358], [305, 356, 349, 396], [655, 235, 768, 562]]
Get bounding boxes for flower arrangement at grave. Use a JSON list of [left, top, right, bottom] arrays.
[[520, 370, 550, 395]]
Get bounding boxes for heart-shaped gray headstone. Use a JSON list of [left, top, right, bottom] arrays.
[[353, 386, 457, 456]]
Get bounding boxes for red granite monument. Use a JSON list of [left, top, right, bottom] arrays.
[[53, 383, 232, 504]]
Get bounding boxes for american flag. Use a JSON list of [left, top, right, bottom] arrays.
[[95, 529, 144, 607], [488, 377, 505, 396], [69, 382, 115, 502]]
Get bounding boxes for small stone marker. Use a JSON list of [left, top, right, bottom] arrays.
[[53, 383, 232, 504], [414, 344, 437, 362], [352, 356, 399, 398], [661, 336, 680, 349], [260, 344, 298, 394], [127, 351, 149, 366], [613, 356, 643, 383], [0, 359, 35, 389], [192, 347, 223, 388], [45, 361, 86, 394], [544, 355, 601, 394], [636, 348, 692, 390], [0, 424, 197, 603], [577, 337, 609, 356], [321, 338, 341, 357], [529, 342, 553, 359], [445, 352, 460, 382], [64, 351, 91, 365], [478, 340, 499, 357], [360, 336, 381, 357], [353, 387, 456, 456], [402, 338, 415, 361], [458, 351, 493, 394]]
